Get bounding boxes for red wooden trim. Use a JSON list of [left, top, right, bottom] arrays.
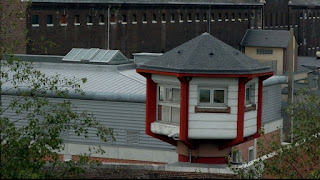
[[136, 68, 274, 78], [178, 77, 195, 149], [252, 75, 273, 138], [178, 155, 227, 164], [219, 77, 252, 150], [144, 74, 177, 146]]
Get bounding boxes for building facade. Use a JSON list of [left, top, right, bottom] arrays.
[[26, 0, 264, 58]]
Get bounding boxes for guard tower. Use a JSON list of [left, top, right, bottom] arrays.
[[136, 33, 273, 164]]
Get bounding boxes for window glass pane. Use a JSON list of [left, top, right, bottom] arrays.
[[47, 15, 52, 24], [75, 15, 80, 23], [171, 107, 180, 124], [172, 88, 180, 104], [214, 90, 224, 103], [161, 105, 170, 122], [99, 15, 104, 23], [199, 89, 210, 103], [165, 88, 172, 101], [159, 86, 164, 101], [158, 105, 162, 120], [32, 15, 38, 24], [246, 87, 250, 102]]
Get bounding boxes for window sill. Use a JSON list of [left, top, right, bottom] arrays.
[[195, 106, 230, 113], [32, 24, 39, 27], [87, 23, 93, 26], [47, 24, 54, 27], [74, 23, 80, 26], [60, 23, 67, 27], [132, 22, 137, 24], [245, 104, 256, 112], [99, 22, 105, 25]]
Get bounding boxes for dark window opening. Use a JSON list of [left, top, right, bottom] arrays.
[[87, 15, 93, 24], [142, 14, 147, 22], [132, 14, 137, 22], [188, 13, 192, 21], [170, 14, 175, 22], [110, 14, 116, 22], [196, 14, 199, 21], [47, 15, 53, 24], [122, 15, 127, 23], [60, 15, 67, 24], [203, 13, 207, 21], [218, 13, 222, 20], [99, 15, 104, 23], [153, 14, 157, 22], [225, 13, 229, 20], [162, 14, 166, 22], [74, 15, 80, 24], [32, 15, 39, 24]]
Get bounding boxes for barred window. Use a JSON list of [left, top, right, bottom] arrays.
[[257, 49, 273, 55]]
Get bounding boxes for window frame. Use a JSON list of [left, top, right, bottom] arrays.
[[32, 15, 39, 27], [60, 15, 67, 26], [256, 48, 273, 55], [198, 87, 227, 107], [157, 84, 181, 125], [46, 15, 53, 26]]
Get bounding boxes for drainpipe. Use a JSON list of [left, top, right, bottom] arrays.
[[189, 149, 192, 163], [107, 5, 110, 50]]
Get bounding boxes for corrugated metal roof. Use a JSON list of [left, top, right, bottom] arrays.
[[240, 29, 291, 48], [3, 62, 146, 101], [30, 0, 264, 5], [63, 48, 129, 65], [138, 32, 272, 74], [289, 0, 320, 6]]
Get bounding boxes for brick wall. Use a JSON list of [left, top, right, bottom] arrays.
[[26, 3, 261, 58], [0, 0, 27, 54]]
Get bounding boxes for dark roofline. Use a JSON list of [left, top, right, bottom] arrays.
[[30, 0, 264, 5], [138, 65, 272, 75]]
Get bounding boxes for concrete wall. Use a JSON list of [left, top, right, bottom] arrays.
[[245, 46, 284, 75]]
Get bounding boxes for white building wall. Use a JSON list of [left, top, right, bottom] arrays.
[[188, 77, 239, 139], [244, 78, 259, 137]]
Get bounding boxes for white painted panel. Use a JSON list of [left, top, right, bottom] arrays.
[[244, 126, 257, 137], [189, 98, 198, 106], [189, 121, 237, 129], [230, 107, 238, 115], [189, 113, 237, 121], [228, 85, 238, 92], [190, 77, 238, 85], [244, 118, 257, 128], [189, 129, 237, 139], [228, 99, 238, 107], [262, 118, 283, 134], [189, 105, 195, 113], [244, 111, 257, 120], [152, 74, 180, 85], [189, 91, 198, 98], [189, 85, 197, 91], [228, 92, 238, 99]]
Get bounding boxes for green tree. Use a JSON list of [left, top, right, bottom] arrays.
[[232, 89, 320, 179], [1, 0, 114, 178]]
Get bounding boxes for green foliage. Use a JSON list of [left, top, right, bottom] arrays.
[[1, 55, 115, 179], [231, 89, 320, 179]]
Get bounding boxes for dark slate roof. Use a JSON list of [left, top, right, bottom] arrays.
[[240, 29, 290, 48], [137, 33, 272, 74], [31, 0, 263, 5], [289, 0, 320, 6]]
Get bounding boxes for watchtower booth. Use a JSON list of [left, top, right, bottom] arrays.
[[136, 33, 273, 164]]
